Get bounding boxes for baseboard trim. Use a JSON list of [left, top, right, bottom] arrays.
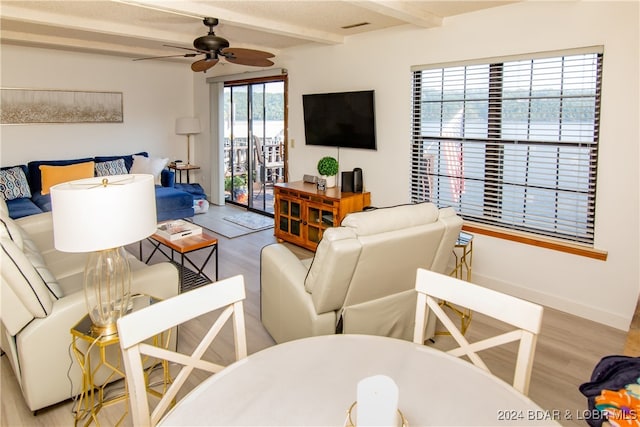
[[469, 272, 630, 331]]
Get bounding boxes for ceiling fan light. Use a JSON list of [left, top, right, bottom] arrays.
[[193, 34, 230, 52]]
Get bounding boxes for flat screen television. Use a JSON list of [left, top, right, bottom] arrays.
[[302, 90, 377, 150]]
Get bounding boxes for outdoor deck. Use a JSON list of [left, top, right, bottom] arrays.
[[224, 135, 283, 216]]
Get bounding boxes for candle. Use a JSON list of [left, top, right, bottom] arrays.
[[356, 375, 399, 426]]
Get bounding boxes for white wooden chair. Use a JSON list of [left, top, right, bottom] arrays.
[[412, 268, 543, 395], [117, 275, 248, 427]]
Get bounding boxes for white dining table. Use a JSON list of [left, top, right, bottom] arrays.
[[159, 334, 559, 426]]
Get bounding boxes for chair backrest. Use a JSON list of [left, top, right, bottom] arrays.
[[254, 134, 283, 164], [304, 203, 463, 340], [413, 268, 543, 395], [117, 275, 248, 427], [253, 134, 265, 166], [341, 204, 462, 341]]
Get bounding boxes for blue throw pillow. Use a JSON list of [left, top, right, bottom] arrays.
[[0, 166, 32, 200]]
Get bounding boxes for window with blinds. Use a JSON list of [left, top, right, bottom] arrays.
[[411, 48, 603, 245]]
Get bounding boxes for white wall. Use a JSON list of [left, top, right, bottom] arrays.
[[205, 1, 636, 329], [0, 45, 194, 166], [2, 1, 637, 330]]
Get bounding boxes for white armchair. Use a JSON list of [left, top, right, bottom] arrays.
[[0, 198, 180, 413], [261, 202, 463, 344]]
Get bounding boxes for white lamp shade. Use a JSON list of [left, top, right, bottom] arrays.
[[175, 117, 201, 135], [50, 174, 157, 253]]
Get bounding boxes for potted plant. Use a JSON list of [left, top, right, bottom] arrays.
[[224, 175, 248, 201], [317, 156, 339, 188]]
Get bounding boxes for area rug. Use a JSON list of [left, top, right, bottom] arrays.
[[224, 212, 274, 231], [191, 205, 274, 239]]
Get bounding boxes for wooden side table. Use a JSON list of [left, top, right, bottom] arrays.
[[70, 294, 170, 426], [168, 164, 200, 183], [141, 231, 218, 292]]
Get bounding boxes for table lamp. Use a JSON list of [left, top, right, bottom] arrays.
[[50, 174, 157, 336], [175, 117, 201, 165]]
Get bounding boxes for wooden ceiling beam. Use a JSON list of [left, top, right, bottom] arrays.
[[114, 0, 344, 45], [350, 1, 443, 28]]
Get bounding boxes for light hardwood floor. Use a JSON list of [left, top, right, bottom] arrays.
[[1, 207, 632, 427]]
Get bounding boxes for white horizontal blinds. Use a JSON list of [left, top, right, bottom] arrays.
[[411, 50, 602, 244]]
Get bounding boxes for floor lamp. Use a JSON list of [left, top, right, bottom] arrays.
[[50, 174, 157, 336], [175, 117, 201, 165]]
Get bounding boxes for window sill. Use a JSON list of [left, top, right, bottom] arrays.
[[462, 222, 608, 261]]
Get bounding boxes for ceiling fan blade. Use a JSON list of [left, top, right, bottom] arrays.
[[222, 47, 275, 60], [191, 58, 219, 72], [163, 44, 208, 54], [133, 53, 199, 61], [225, 56, 275, 67]]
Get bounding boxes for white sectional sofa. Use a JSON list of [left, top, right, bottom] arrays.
[[0, 198, 180, 412]]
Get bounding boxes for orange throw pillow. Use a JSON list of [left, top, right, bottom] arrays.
[[40, 161, 95, 195]]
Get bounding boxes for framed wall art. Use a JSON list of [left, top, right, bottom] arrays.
[[0, 88, 123, 124]]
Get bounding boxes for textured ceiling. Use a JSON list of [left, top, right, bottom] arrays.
[[0, 0, 518, 64]]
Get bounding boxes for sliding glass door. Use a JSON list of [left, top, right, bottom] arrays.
[[224, 79, 285, 215]]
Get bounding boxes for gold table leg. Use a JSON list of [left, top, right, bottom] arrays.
[[437, 232, 474, 336], [71, 321, 172, 426]]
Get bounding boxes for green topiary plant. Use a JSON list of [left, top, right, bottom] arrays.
[[317, 156, 339, 176]]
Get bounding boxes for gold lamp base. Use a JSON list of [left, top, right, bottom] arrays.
[[90, 321, 119, 337]]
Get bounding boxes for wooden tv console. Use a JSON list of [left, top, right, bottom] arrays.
[[273, 181, 371, 251]]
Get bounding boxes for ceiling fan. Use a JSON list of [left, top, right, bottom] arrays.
[[134, 17, 275, 73]]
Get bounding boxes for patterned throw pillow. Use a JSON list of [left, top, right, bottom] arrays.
[[95, 158, 128, 177], [0, 166, 32, 200]]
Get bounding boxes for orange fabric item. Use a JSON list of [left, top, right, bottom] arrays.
[[39, 162, 95, 194]]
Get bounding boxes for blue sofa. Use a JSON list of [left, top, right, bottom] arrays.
[[1, 152, 195, 221]]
